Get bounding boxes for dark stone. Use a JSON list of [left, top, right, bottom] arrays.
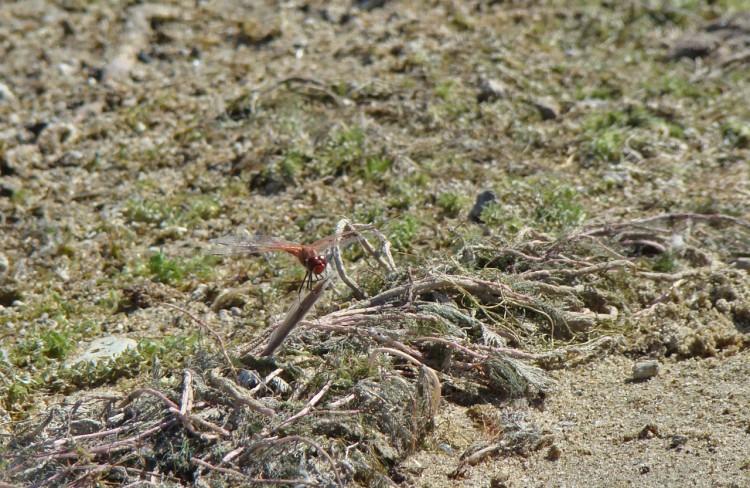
[[468, 189, 498, 223]]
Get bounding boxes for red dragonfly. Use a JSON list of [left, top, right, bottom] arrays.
[[210, 227, 372, 291]]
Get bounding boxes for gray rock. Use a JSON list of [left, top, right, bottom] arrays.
[[437, 443, 453, 454], [532, 97, 560, 120], [191, 283, 208, 301], [72, 336, 137, 364], [70, 419, 103, 435], [356, 0, 387, 11], [668, 434, 687, 449], [666, 33, 717, 61], [212, 287, 249, 311], [468, 189, 498, 223], [0, 82, 16, 102], [632, 360, 659, 380], [477, 79, 507, 103]]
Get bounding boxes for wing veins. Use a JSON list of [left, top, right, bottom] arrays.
[[209, 235, 303, 256]]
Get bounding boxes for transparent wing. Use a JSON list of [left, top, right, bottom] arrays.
[[310, 225, 376, 251], [209, 235, 304, 256]]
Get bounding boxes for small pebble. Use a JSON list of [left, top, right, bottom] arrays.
[[212, 288, 248, 311], [237, 369, 260, 388], [532, 97, 560, 120], [191, 283, 208, 301], [546, 444, 561, 461], [734, 257, 750, 270], [666, 34, 716, 61], [0, 82, 16, 102], [402, 458, 424, 474], [55, 267, 70, 283], [668, 434, 687, 449], [70, 419, 102, 435], [477, 79, 507, 103], [632, 360, 659, 380], [437, 443, 453, 454], [637, 423, 660, 440]]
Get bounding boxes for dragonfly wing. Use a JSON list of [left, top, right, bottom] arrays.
[[312, 225, 376, 251], [209, 235, 303, 255]]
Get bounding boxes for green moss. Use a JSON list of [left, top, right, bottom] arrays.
[[125, 198, 181, 226], [437, 192, 467, 218], [434, 80, 456, 100], [583, 106, 652, 132], [583, 81, 623, 100], [318, 126, 366, 175], [534, 186, 586, 230], [10, 187, 28, 205], [389, 216, 419, 251], [4, 332, 204, 413], [658, 74, 708, 99], [652, 253, 677, 273], [4, 382, 30, 411], [361, 156, 393, 181], [131, 251, 215, 285], [280, 149, 307, 182], [147, 251, 185, 283], [126, 195, 224, 228], [479, 201, 505, 228], [189, 196, 222, 220], [388, 180, 420, 210], [42, 331, 74, 360]]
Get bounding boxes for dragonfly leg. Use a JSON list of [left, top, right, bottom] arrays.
[[298, 270, 311, 295]]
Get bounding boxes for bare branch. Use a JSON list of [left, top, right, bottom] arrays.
[[260, 277, 330, 356], [369, 347, 426, 370], [120, 388, 179, 410], [272, 379, 333, 432]]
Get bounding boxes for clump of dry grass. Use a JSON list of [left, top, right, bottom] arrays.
[[6, 211, 750, 485]]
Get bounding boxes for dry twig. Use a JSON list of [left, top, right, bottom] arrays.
[[272, 379, 333, 432], [261, 277, 330, 356]]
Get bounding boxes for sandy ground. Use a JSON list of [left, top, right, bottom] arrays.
[[412, 352, 750, 487]]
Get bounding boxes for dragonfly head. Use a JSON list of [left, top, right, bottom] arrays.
[[309, 255, 327, 275]]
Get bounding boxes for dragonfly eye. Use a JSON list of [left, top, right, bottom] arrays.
[[311, 256, 327, 275]]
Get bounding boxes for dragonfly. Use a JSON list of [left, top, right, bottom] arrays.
[[210, 226, 373, 292]]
